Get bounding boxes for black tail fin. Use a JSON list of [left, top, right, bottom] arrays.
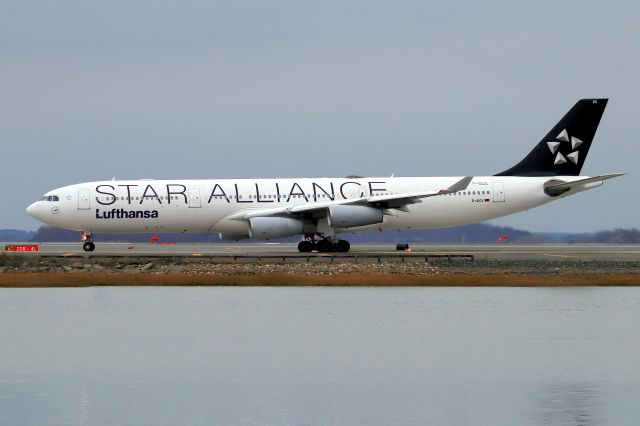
[[495, 99, 608, 176]]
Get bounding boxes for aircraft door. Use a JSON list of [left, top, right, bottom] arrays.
[[492, 182, 505, 202], [78, 188, 90, 210], [188, 187, 202, 208]]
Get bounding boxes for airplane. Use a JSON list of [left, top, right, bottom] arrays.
[[26, 99, 623, 253]]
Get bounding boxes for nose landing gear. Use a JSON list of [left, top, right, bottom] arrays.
[[297, 236, 350, 253], [81, 232, 95, 252]]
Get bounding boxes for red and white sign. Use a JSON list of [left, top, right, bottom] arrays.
[[5, 245, 39, 252]]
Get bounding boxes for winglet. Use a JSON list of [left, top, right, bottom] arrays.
[[444, 176, 473, 193]]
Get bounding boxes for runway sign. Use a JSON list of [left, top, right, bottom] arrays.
[[5, 244, 39, 252]]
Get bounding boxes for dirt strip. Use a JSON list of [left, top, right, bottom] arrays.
[[1, 257, 639, 287]]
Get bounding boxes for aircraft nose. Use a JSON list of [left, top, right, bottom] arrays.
[[26, 202, 37, 217], [26, 202, 43, 221]]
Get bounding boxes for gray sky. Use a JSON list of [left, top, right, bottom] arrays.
[[1, 0, 638, 232]]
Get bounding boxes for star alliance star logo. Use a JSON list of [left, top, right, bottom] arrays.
[[547, 129, 582, 166]]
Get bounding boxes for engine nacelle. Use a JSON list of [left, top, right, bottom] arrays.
[[328, 205, 383, 228], [248, 217, 304, 239]]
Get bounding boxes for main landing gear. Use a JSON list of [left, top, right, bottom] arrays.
[[81, 231, 95, 252], [298, 236, 350, 253]]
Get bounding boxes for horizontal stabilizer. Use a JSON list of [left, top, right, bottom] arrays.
[[544, 173, 625, 196], [545, 173, 625, 189]]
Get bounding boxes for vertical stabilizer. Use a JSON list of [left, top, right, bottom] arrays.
[[496, 99, 608, 176]]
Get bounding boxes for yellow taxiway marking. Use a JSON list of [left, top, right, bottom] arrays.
[[192, 253, 203, 256]]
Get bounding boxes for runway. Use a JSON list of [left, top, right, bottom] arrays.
[[3, 242, 640, 261]]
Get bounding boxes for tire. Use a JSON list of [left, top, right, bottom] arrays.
[[315, 239, 332, 252], [298, 240, 313, 253], [335, 240, 350, 253], [83, 242, 95, 252]]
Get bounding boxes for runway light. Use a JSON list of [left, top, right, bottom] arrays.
[[5, 244, 39, 252]]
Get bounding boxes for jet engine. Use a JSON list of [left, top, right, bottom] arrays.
[[248, 217, 304, 239], [327, 205, 383, 228]]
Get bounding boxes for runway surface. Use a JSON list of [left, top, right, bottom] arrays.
[[3, 242, 640, 261]]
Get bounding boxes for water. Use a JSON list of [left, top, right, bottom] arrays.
[[1, 287, 640, 425]]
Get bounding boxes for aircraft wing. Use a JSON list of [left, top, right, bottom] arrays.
[[362, 176, 473, 208], [227, 176, 473, 220]]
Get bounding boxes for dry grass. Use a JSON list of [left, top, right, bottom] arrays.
[[1, 272, 639, 287]]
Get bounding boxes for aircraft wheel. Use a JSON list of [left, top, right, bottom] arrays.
[[315, 239, 332, 252], [83, 242, 95, 252], [298, 241, 313, 253], [335, 240, 350, 253]]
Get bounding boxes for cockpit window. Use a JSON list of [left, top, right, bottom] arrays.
[[40, 195, 60, 202]]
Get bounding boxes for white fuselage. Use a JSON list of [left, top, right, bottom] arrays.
[[26, 175, 591, 237]]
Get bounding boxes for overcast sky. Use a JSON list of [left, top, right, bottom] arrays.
[[1, 0, 638, 232]]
